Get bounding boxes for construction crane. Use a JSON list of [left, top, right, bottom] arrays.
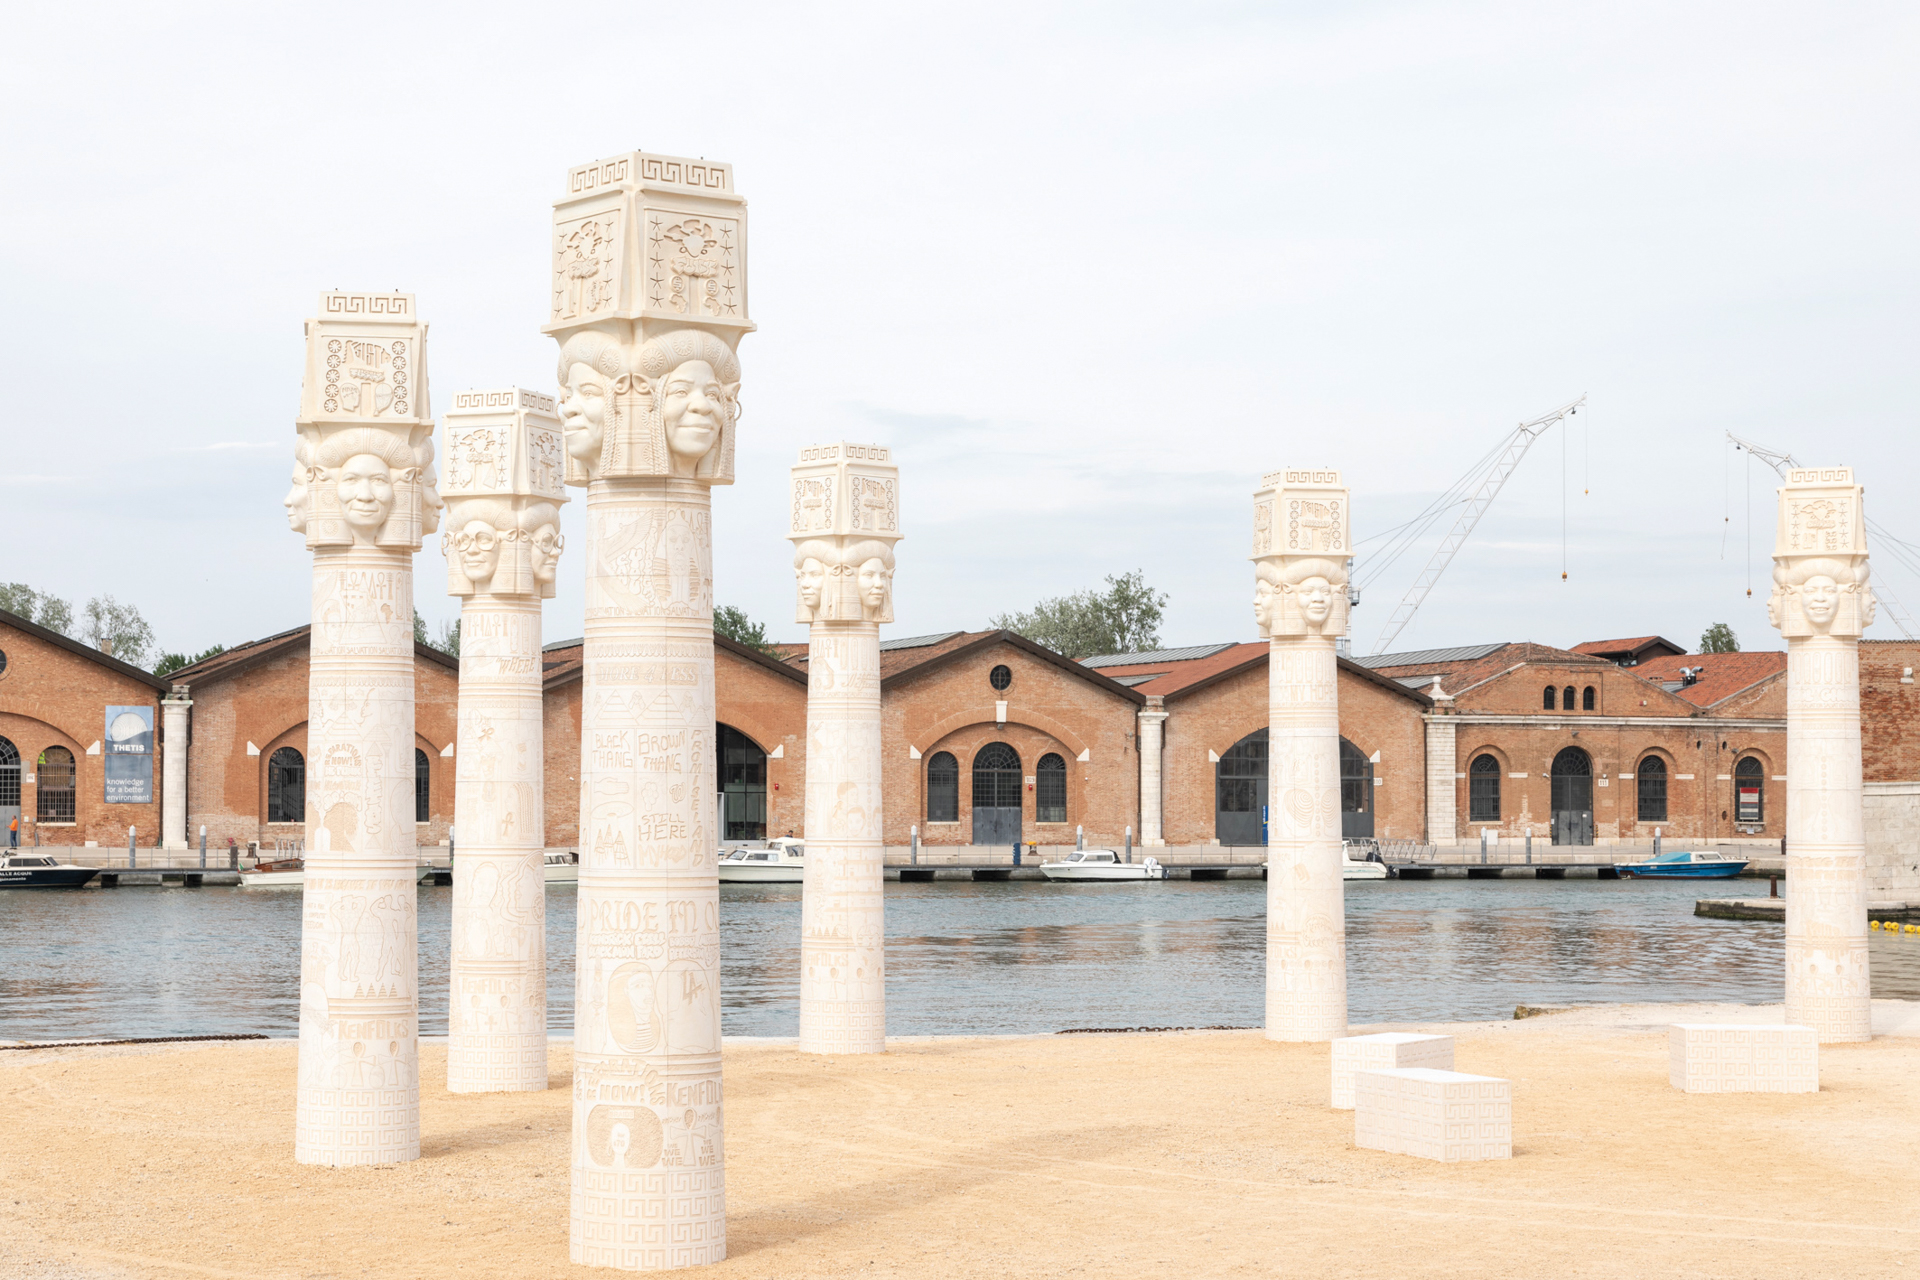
[[1727, 432, 1918, 639], [1360, 394, 1586, 657]]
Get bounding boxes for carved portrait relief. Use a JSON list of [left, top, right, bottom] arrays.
[[285, 440, 316, 534], [312, 429, 421, 549], [1769, 555, 1875, 638]]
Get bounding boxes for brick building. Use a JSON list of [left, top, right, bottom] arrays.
[[0, 608, 170, 847], [166, 626, 461, 852]]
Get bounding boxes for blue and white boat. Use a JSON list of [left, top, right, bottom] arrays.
[[1615, 849, 1749, 879]]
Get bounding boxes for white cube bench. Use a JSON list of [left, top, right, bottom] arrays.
[[1331, 1033, 1454, 1109], [1354, 1068, 1511, 1162], [1669, 1024, 1818, 1094]]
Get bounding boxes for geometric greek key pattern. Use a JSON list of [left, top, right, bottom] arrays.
[[571, 1167, 727, 1270], [1669, 1024, 1819, 1094], [1331, 1033, 1454, 1109], [1353, 1068, 1511, 1162]]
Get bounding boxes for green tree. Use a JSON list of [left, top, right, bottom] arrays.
[[82, 595, 155, 667], [413, 608, 429, 646], [990, 570, 1169, 660], [153, 644, 226, 678], [435, 618, 462, 658], [1699, 622, 1740, 654], [714, 605, 774, 655], [0, 582, 74, 634]]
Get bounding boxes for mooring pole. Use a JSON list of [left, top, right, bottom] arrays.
[[910, 824, 918, 866], [199, 825, 207, 869], [1125, 825, 1133, 863], [127, 826, 136, 869]]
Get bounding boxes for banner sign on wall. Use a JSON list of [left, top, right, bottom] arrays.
[[104, 705, 154, 804]]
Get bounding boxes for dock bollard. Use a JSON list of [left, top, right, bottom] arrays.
[[1125, 825, 1132, 863], [1526, 832, 1532, 864], [1076, 824, 1084, 851], [199, 825, 207, 869], [911, 824, 919, 865], [128, 825, 136, 869], [1654, 827, 1662, 858]]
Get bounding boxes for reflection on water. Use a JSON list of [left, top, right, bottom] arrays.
[[3, 879, 1917, 1040]]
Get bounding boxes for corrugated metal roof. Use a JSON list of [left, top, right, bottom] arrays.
[[879, 631, 963, 652], [543, 637, 583, 652], [1351, 642, 1508, 669], [1081, 642, 1236, 668], [1108, 673, 1165, 686]]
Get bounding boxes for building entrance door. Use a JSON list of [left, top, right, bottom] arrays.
[[970, 742, 1023, 846], [1215, 729, 1267, 845], [1340, 737, 1375, 839], [1550, 747, 1594, 845], [0, 734, 19, 848]]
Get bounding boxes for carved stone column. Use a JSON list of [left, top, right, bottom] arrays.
[[289, 291, 441, 1165], [1769, 466, 1875, 1043], [548, 151, 750, 1270], [440, 388, 568, 1092], [1424, 690, 1457, 846], [161, 687, 191, 848], [1136, 698, 1167, 846], [789, 442, 900, 1055], [1252, 469, 1351, 1041]]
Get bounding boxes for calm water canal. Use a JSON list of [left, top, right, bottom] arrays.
[[4, 878, 1918, 1041]]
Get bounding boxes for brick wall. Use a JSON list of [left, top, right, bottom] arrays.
[[715, 646, 806, 839], [0, 619, 164, 846], [542, 674, 581, 847], [1861, 640, 1920, 784]]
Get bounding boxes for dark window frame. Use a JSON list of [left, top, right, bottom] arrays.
[[1734, 756, 1764, 824], [1339, 737, 1372, 817], [1216, 729, 1266, 816], [1582, 685, 1596, 711], [1469, 753, 1501, 822], [718, 724, 768, 841], [1543, 686, 1556, 710], [267, 747, 305, 824], [0, 734, 18, 809], [1035, 752, 1067, 823], [971, 742, 1023, 810], [1637, 755, 1668, 823], [926, 751, 959, 823], [989, 664, 1012, 692], [414, 748, 430, 824], [1563, 685, 1576, 710], [37, 746, 76, 823]]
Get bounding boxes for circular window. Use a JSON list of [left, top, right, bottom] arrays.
[[989, 664, 1012, 692], [0, 647, 8, 678]]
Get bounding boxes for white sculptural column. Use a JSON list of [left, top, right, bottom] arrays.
[[1137, 698, 1167, 847], [1252, 469, 1352, 1041], [1769, 466, 1875, 1043], [441, 388, 568, 1092], [549, 151, 751, 1270], [290, 291, 441, 1165], [161, 687, 191, 848], [789, 442, 901, 1054]]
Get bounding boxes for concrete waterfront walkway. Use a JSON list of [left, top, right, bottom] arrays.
[[3, 1002, 1916, 1278]]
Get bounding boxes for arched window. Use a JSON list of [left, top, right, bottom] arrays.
[[1637, 755, 1668, 823], [926, 751, 959, 823], [414, 748, 430, 824], [718, 725, 767, 841], [37, 746, 75, 823], [1036, 753, 1067, 823], [0, 735, 19, 812], [1543, 686, 1556, 710], [1340, 737, 1374, 839], [1563, 686, 1576, 710], [970, 742, 1023, 845], [267, 747, 305, 824], [1735, 756, 1764, 824], [1215, 729, 1267, 845], [1582, 685, 1596, 711], [1469, 753, 1500, 822]]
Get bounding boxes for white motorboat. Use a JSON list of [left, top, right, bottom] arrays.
[[1257, 845, 1390, 881], [237, 858, 305, 887], [0, 852, 100, 889], [544, 850, 580, 883], [1039, 849, 1168, 881], [718, 838, 805, 883]]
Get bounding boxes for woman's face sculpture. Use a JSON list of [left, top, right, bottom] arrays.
[[455, 520, 501, 588], [1299, 576, 1334, 626], [1253, 578, 1275, 630], [283, 462, 311, 532], [562, 363, 609, 466], [530, 524, 563, 585], [1803, 575, 1839, 626], [661, 360, 725, 463], [857, 558, 891, 611], [797, 558, 826, 609], [338, 454, 394, 536]]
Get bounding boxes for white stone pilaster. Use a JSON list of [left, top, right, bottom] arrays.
[[289, 290, 438, 1166], [790, 442, 899, 1055], [161, 688, 191, 848], [1253, 468, 1351, 1041], [1769, 465, 1873, 1043], [551, 150, 751, 1270], [1137, 698, 1167, 847], [1424, 696, 1457, 846]]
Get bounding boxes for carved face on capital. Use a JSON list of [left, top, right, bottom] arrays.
[[858, 558, 892, 612], [1803, 575, 1839, 626], [562, 363, 609, 467], [530, 524, 563, 586], [1253, 578, 1275, 631], [1298, 576, 1334, 626], [797, 558, 827, 610], [454, 520, 501, 588], [661, 360, 726, 465], [338, 454, 394, 536], [284, 462, 311, 532]]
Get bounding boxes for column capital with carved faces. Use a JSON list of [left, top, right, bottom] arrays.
[[439, 388, 568, 598], [1770, 466, 1875, 639], [789, 443, 902, 624], [1252, 468, 1351, 640], [290, 292, 439, 552]]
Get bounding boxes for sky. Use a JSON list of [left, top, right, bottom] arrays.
[[3, 2, 1915, 664]]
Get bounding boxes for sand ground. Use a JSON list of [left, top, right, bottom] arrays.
[[3, 1004, 1918, 1279]]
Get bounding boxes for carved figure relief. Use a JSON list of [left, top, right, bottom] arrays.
[[322, 337, 412, 418], [553, 214, 622, 323], [646, 215, 739, 318]]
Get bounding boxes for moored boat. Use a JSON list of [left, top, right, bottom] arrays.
[[237, 858, 305, 887], [544, 850, 580, 883], [0, 852, 101, 889], [1040, 849, 1168, 881], [718, 838, 806, 883], [1616, 849, 1749, 879]]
